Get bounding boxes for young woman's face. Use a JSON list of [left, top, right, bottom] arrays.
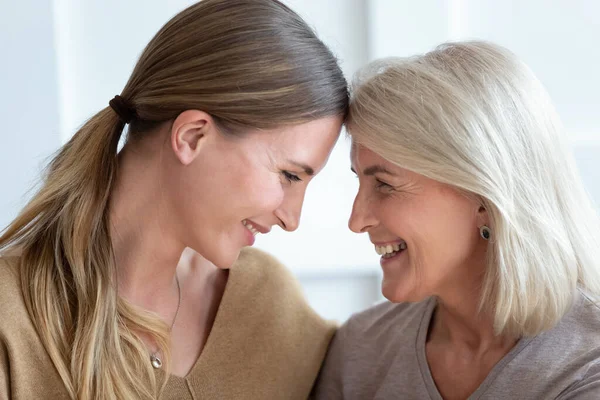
[[166, 114, 342, 268], [349, 143, 489, 303]]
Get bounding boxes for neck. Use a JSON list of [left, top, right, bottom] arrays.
[[109, 143, 185, 314], [428, 272, 517, 352]]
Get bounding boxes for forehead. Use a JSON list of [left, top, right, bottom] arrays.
[[273, 116, 341, 147], [350, 142, 387, 169], [254, 115, 342, 170], [350, 142, 417, 181]]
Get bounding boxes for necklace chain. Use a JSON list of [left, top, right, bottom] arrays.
[[150, 274, 181, 369]]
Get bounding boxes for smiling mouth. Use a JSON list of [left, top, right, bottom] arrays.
[[242, 219, 262, 236], [375, 241, 407, 258]]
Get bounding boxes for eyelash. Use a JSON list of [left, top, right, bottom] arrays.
[[353, 174, 396, 193], [375, 179, 394, 191], [282, 170, 302, 183]]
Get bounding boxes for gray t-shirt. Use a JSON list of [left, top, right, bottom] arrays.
[[314, 292, 600, 399]]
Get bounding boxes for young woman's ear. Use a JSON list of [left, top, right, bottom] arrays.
[[170, 110, 217, 165]]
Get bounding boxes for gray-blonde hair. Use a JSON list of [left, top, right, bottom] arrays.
[[348, 41, 600, 337]]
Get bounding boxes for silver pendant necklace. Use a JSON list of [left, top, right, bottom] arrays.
[[150, 274, 181, 369]]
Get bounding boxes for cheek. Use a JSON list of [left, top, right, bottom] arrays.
[[380, 194, 478, 265], [377, 196, 423, 239], [239, 172, 284, 211], [164, 165, 217, 225], [416, 195, 480, 276]]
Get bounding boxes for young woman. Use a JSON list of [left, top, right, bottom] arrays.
[[0, 1, 348, 399]]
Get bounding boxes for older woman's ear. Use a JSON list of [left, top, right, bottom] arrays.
[[476, 205, 491, 240]]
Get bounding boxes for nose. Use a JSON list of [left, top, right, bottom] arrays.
[[348, 189, 377, 233], [274, 190, 305, 232]]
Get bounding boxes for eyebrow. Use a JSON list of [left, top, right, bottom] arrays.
[[289, 160, 315, 176], [351, 164, 394, 176]]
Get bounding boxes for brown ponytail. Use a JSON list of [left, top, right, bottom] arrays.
[[0, 0, 348, 398]]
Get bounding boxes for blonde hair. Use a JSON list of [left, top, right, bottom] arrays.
[[0, 0, 348, 398], [348, 41, 600, 337]]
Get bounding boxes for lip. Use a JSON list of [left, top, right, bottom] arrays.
[[371, 240, 405, 246], [372, 239, 407, 263], [380, 248, 406, 267], [244, 219, 271, 234], [243, 223, 256, 246]]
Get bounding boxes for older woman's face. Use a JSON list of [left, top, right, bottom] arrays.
[[349, 144, 488, 303]]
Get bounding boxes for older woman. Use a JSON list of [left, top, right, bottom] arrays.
[[314, 41, 600, 399]]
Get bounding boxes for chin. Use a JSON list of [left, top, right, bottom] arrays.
[[213, 248, 243, 270], [209, 256, 235, 270], [381, 280, 427, 304], [192, 243, 241, 270]]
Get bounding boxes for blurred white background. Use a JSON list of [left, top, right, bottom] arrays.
[[1, 0, 599, 323]]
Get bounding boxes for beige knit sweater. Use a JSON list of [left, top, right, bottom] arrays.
[[0, 248, 335, 399]]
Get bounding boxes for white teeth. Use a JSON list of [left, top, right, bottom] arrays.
[[242, 220, 259, 236], [374, 241, 407, 257]]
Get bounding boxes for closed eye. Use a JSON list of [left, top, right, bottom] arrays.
[[375, 179, 393, 191], [282, 170, 302, 183]]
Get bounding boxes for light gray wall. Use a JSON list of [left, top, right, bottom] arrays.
[[3, 1, 599, 323], [0, 0, 61, 230]]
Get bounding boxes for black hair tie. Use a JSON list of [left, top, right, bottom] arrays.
[[109, 95, 136, 124]]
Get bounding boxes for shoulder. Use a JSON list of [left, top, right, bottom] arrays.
[[232, 247, 301, 290], [229, 245, 335, 338], [229, 247, 310, 313], [0, 256, 28, 336], [0, 256, 20, 293], [504, 291, 600, 398], [326, 298, 432, 361], [570, 290, 600, 329], [556, 361, 600, 400], [333, 298, 432, 369], [0, 256, 70, 399], [545, 290, 600, 348], [0, 256, 43, 345], [207, 247, 336, 398], [543, 290, 600, 358], [339, 297, 433, 343], [328, 297, 433, 367], [313, 298, 433, 399], [229, 247, 332, 332]]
